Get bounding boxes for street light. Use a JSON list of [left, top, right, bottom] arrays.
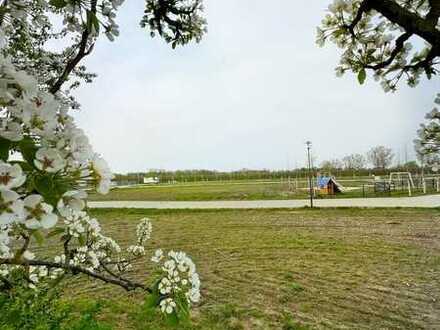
[[306, 141, 314, 208]]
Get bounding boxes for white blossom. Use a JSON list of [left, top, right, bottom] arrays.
[[28, 265, 49, 289], [0, 1, 202, 316], [0, 120, 22, 141], [23, 194, 58, 229], [151, 249, 163, 263], [0, 228, 11, 258], [160, 297, 177, 314], [23, 250, 35, 260], [0, 162, 26, 189], [91, 154, 114, 194], [136, 218, 152, 245], [57, 190, 87, 217], [7, 68, 38, 97], [34, 147, 66, 173], [0, 189, 24, 225], [155, 249, 201, 310], [127, 245, 145, 256]]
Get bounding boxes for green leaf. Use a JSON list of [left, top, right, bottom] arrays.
[[0, 137, 11, 161], [33, 175, 59, 207], [33, 174, 72, 207], [34, 175, 52, 196], [18, 137, 38, 166], [358, 68, 367, 85], [56, 179, 71, 195], [33, 231, 44, 245], [164, 312, 179, 326], [86, 10, 100, 34], [174, 292, 190, 322], [333, 28, 345, 38], [145, 289, 160, 309], [78, 234, 86, 246]]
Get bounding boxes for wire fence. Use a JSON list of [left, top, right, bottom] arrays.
[[319, 176, 440, 199], [111, 175, 440, 200]]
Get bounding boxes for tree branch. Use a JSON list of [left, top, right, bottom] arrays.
[[426, 0, 440, 25], [405, 46, 439, 72], [365, 32, 413, 70], [48, 0, 98, 94], [348, 0, 440, 52], [370, 0, 440, 48], [347, 0, 373, 36], [0, 258, 152, 293], [13, 234, 30, 261]]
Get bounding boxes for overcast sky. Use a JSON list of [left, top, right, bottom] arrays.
[[72, 0, 438, 173]]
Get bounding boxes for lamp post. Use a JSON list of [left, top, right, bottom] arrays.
[[306, 141, 314, 208]]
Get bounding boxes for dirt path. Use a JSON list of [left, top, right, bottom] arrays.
[[89, 194, 440, 209]]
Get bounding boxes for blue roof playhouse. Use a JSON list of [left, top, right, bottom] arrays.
[[317, 176, 344, 195]]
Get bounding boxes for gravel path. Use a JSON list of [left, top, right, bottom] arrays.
[[89, 194, 440, 209]]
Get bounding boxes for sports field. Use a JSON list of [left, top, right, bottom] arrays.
[[89, 178, 437, 202], [62, 208, 440, 329]]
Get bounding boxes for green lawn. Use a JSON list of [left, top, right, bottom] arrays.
[[89, 179, 438, 202], [90, 181, 310, 201], [62, 208, 440, 329]]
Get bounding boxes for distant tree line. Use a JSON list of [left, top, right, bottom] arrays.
[[114, 145, 431, 185], [115, 169, 314, 184], [319, 145, 424, 177]]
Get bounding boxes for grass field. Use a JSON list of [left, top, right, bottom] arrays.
[[89, 179, 438, 202], [61, 208, 440, 329], [90, 181, 309, 201]]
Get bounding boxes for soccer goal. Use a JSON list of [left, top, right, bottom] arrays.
[[389, 172, 415, 196], [422, 175, 440, 193]]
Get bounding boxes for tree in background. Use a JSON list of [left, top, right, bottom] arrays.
[[367, 146, 395, 169], [401, 161, 420, 172], [342, 153, 366, 170], [320, 159, 344, 175], [414, 93, 440, 170], [0, 0, 206, 324]]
